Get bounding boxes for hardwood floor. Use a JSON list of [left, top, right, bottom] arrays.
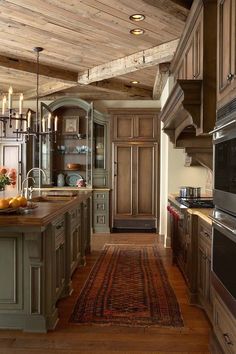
[[0, 233, 211, 354]]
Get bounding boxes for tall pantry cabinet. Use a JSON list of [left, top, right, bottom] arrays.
[[110, 109, 159, 231]]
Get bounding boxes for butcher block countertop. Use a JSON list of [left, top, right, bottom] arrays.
[[0, 191, 92, 229], [168, 193, 213, 225]]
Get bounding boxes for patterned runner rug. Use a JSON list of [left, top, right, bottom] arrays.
[[70, 244, 184, 327]]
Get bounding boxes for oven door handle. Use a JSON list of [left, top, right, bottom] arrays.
[[209, 119, 236, 134], [210, 216, 236, 234]]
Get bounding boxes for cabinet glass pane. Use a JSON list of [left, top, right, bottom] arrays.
[[94, 123, 105, 169]]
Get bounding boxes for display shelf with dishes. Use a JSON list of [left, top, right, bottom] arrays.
[[39, 97, 109, 189], [65, 174, 84, 187]]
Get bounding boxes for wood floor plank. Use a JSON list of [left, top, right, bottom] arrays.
[[0, 233, 211, 354]]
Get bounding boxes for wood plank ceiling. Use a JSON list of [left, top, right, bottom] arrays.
[[0, 0, 192, 100]]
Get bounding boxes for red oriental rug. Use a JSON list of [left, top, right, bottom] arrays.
[[70, 244, 184, 327]]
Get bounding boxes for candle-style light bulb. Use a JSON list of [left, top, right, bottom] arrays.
[[54, 116, 58, 131], [19, 93, 23, 115], [8, 86, 13, 109], [2, 95, 6, 114], [42, 117, 46, 132], [15, 117, 20, 130], [27, 110, 31, 129], [47, 113, 51, 130]]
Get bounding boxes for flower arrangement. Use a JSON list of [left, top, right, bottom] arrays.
[[0, 167, 17, 190]]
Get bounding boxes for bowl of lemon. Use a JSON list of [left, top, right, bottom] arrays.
[[0, 196, 28, 213]]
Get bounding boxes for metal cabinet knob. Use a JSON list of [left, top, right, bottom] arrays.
[[223, 333, 233, 345], [227, 73, 234, 81]]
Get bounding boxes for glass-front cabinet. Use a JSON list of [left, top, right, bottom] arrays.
[[39, 98, 109, 189], [93, 110, 109, 188]]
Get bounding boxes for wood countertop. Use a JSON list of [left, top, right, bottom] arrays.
[[0, 192, 92, 230], [168, 193, 213, 225]]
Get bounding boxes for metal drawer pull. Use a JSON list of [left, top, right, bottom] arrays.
[[223, 333, 233, 345], [209, 119, 236, 134]]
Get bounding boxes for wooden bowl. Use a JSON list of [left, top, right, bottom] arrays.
[[67, 163, 80, 170]]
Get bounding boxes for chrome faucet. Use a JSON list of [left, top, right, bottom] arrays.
[[21, 176, 36, 199], [26, 168, 47, 195]]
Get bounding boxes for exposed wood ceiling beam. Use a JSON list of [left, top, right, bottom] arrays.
[[90, 79, 152, 98], [77, 39, 179, 85], [153, 62, 170, 100], [0, 54, 78, 83], [23, 81, 78, 100]]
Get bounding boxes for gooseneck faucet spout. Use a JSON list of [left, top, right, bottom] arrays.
[[21, 176, 35, 199], [26, 167, 47, 181], [25, 168, 47, 194]]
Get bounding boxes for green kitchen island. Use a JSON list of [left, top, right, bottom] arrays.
[[0, 191, 92, 332]]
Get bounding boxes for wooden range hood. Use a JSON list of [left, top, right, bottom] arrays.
[[160, 79, 213, 170]]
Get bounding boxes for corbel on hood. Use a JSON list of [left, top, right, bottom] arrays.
[[160, 79, 213, 170]]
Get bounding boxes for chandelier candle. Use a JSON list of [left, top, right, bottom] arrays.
[[8, 86, 13, 109], [19, 93, 23, 115], [1, 96, 6, 115]]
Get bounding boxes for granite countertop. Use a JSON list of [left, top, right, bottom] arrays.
[[168, 193, 213, 225]]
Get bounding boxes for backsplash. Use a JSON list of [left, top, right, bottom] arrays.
[[205, 169, 213, 197]]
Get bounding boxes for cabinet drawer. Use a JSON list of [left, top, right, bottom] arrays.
[[199, 219, 212, 257], [93, 192, 108, 200], [94, 214, 108, 227], [213, 293, 236, 354]]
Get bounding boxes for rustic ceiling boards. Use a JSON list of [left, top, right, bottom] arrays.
[[0, 0, 191, 100]]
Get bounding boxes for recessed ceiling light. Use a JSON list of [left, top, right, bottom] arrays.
[[130, 28, 145, 35], [130, 80, 140, 84], [129, 14, 145, 22]]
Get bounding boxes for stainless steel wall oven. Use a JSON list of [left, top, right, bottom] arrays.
[[212, 115, 236, 216], [211, 103, 236, 318]]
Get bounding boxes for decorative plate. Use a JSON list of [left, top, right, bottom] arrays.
[[66, 174, 83, 187]]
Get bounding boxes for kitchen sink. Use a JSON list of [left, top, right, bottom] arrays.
[[31, 196, 72, 203]]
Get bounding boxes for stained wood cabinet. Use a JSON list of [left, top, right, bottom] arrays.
[[110, 109, 159, 231], [198, 219, 213, 322], [217, 0, 236, 108], [112, 142, 157, 230], [174, 12, 203, 81], [213, 292, 236, 354], [112, 110, 158, 141]]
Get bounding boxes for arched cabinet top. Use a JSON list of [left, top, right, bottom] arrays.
[[47, 97, 92, 113]]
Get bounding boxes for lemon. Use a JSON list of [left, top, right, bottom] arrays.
[[9, 198, 21, 208], [0, 199, 9, 209], [17, 196, 28, 207]]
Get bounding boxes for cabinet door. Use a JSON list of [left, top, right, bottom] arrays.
[[198, 245, 206, 302], [113, 143, 133, 217], [185, 40, 194, 79], [194, 20, 203, 79], [134, 115, 156, 140], [113, 115, 134, 140], [55, 242, 65, 300], [217, 0, 234, 104], [112, 143, 157, 228], [135, 144, 156, 216]]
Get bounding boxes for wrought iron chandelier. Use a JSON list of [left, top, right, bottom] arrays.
[[0, 47, 58, 142]]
